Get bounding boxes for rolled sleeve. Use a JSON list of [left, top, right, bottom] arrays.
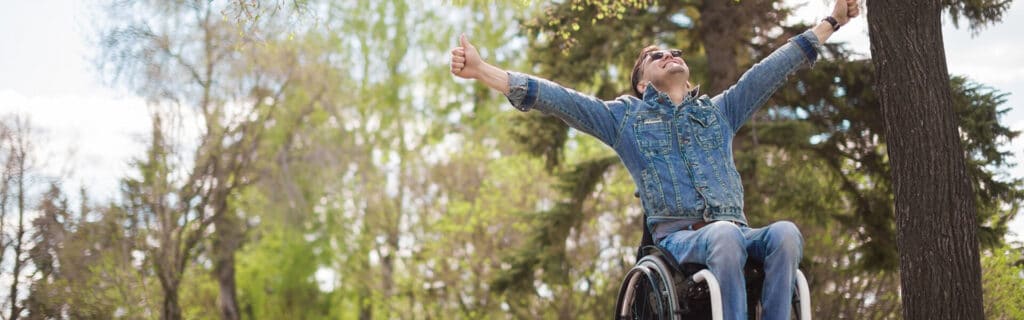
[[790, 29, 823, 66], [504, 71, 537, 112]]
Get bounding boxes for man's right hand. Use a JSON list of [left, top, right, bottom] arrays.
[[449, 34, 510, 94], [450, 34, 483, 79], [832, 0, 861, 26]]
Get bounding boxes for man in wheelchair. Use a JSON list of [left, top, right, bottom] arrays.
[[450, 1, 860, 318]]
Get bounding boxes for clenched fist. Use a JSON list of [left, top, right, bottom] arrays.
[[833, 0, 861, 26]]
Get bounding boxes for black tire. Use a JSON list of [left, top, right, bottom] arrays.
[[614, 265, 674, 320]]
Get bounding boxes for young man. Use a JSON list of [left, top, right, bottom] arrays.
[[450, 1, 860, 319]]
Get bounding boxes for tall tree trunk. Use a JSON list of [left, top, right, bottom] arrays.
[[214, 245, 241, 320], [162, 285, 182, 320], [698, 0, 743, 95], [213, 199, 242, 320], [867, 1, 985, 319]]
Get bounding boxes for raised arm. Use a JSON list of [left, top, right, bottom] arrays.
[[450, 35, 625, 147], [713, 0, 860, 132]]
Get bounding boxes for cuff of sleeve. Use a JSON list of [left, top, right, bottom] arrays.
[[790, 29, 822, 66], [504, 71, 537, 112]]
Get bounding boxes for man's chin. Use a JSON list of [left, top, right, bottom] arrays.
[[667, 65, 689, 75], [663, 69, 689, 84]]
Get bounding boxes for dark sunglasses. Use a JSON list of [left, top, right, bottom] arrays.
[[647, 49, 683, 63]]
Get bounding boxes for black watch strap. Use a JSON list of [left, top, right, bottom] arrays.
[[822, 16, 840, 31]]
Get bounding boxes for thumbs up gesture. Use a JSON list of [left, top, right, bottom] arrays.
[[450, 34, 483, 79]]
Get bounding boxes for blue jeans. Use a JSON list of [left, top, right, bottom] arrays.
[[659, 221, 803, 320]]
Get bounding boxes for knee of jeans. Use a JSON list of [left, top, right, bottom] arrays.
[[769, 220, 803, 257], [706, 221, 744, 242], [705, 222, 745, 264]]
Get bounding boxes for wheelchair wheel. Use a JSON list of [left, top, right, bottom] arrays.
[[614, 255, 682, 320]]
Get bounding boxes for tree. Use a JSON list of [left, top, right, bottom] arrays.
[[24, 183, 71, 318], [766, 63, 1022, 317], [98, 1, 312, 318], [23, 184, 156, 319], [0, 116, 35, 320], [866, 0, 1010, 318]]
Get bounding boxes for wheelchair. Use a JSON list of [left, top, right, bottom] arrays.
[[614, 220, 811, 320]]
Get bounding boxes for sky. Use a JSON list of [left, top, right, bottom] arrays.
[[0, 1, 1022, 243], [0, 0, 149, 200]]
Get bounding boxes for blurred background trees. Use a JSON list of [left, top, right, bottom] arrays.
[[0, 0, 1021, 319]]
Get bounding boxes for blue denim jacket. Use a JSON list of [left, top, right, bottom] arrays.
[[506, 30, 821, 241]]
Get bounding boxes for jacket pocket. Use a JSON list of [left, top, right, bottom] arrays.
[[689, 109, 723, 150], [641, 167, 667, 215], [635, 116, 672, 155]]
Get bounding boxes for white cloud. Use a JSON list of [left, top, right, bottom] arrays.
[[0, 89, 150, 200]]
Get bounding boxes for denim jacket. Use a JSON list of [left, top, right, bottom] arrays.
[[505, 30, 821, 241]]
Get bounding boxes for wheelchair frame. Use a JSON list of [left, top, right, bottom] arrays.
[[614, 245, 811, 320]]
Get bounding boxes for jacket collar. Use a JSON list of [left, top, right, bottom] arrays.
[[641, 82, 701, 107]]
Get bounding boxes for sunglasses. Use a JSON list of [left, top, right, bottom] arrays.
[[646, 49, 683, 63]]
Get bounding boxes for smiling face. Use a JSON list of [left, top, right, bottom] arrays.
[[630, 46, 691, 97]]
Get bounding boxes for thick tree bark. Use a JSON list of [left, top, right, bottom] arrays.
[[867, 1, 985, 319]]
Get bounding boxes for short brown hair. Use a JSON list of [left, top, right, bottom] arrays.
[[630, 45, 661, 98]]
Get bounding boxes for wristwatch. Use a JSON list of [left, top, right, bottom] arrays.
[[822, 16, 840, 31]]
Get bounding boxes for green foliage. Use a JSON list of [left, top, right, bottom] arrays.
[[981, 246, 1024, 319], [179, 267, 221, 320], [492, 155, 618, 295], [24, 184, 159, 319], [417, 148, 560, 317], [950, 76, 1024, 246], [237, 225, 329, 319], [942, 0, 1013, 32], [536, 0, 654, 48], [751, 146, 903, 317]]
